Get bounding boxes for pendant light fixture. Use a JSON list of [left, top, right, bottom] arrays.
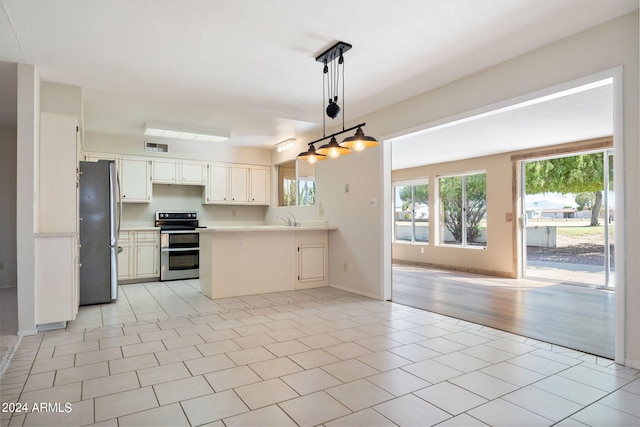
[[297, 41, 378, 164]]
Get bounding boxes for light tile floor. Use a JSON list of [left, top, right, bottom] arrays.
[[1, 280, 639, 426]]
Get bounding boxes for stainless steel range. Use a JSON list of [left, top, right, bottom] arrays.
[[155, 211, 201, 281]]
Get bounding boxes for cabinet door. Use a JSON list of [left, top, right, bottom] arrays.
[[121, 157, 151, 203], [298, 244, 326, 282], [135, 241, 158, 278], [230, 165, 249, 204], [205, 163, 230, 204], [39, 112, 78, 233], [249, 165, 270, 205], [35, 235, 77, 324], [152, 159, 177, 184], [117, 232, 132, 280], [117, 244, 132, 280], [179, 161, 206, 185]]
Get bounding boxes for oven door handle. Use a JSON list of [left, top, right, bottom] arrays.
[[160, 247, 200, 252]]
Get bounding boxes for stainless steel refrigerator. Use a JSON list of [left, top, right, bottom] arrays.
[[79, 160, 120, 305]]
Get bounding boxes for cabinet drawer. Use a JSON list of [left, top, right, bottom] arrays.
[[118, 231, 131, 243], [135, 231, 159, 242]]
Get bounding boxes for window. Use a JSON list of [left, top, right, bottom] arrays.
[[439, 172, 486, 247], [394, 180, 429, 243], [277, 160, 316, 206]]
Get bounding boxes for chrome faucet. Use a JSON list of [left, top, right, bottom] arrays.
[[287, 212, 297, 227], [277, 215, 292, 226], [276, 212, 297, 226]]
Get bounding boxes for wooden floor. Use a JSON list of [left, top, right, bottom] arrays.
[[392, 264, 615, 358]]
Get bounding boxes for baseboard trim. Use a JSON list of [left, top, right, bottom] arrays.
[[624, 358, 640, 369], [393, 259, 516, 279], [329, 283, 382, 301]]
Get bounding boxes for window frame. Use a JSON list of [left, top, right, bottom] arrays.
[[437, 170, 487, 248], [393, 178, 429, 244]]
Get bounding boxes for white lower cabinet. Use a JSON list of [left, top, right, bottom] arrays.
[[118, 230, 159, 281], [35, 234, 79, 325], [296, 231, 328, 289]]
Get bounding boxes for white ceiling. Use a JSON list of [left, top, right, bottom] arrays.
[[391, 80, 614, 169], [0, 1, 636, 166]]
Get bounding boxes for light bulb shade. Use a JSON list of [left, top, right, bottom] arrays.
[[316, 137, 351, 157], [341, 127, 379, 152], [297, 144, 326, 164]]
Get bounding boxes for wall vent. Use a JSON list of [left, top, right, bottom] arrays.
[[145, 141, 169, 153]]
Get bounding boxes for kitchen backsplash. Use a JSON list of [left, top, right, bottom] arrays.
[[121, 184, 267, 227]]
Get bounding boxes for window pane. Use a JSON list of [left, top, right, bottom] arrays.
[[414, 183, 429, 243], [440, 176, 463, 245], [465, 173, 487, 246], [277, 160, 316, 206], [394, 185, 412, 241], [298, 177, 315, 206]]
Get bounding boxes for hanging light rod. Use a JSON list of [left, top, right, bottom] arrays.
[[306, 122, 365, 147], [297, 41, 378, 164]]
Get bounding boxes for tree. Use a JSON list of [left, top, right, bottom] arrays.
[[398, 184, 429, 211], [525, 153, 606, 226], [440, 174, 486, 244], [575, 192, 595, 211]]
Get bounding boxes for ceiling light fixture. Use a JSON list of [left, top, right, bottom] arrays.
[[276, 138, 296, 153], [144, 122, 230, 143], [297, 41, 378, 164]]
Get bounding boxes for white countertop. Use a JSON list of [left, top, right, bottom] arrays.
[[200, 225, 337, 232], [120, 226, 160, 231]]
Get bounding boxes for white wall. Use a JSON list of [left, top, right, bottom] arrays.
[[121, 184, 267, 227], [0, 127, 17, 288], [309, 13, 639, 364], [392, 152, 515, 276], [16, 64, 39, 335]]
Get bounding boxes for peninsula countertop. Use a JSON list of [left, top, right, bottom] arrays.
[[198, 225, 337, 232]]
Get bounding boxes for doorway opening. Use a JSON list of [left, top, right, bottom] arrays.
[[386, 73, 620, 359], [521, 149, 615, 289]]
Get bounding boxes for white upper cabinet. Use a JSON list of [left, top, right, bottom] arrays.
[[204, 163, 230, 204], [151, 159, 177, 184], [152, 159, 205, 185], [179, 161, 206, 185], [249, 165, 270, 205], [203, 163, 270, 205], [229, 164, 249, 204], [120, 157, 152, 203], [39, 112, 79, 233]]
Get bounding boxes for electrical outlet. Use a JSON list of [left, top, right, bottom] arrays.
[[505, 212, 513, 222], [238, 239, 244, 248], [420, 247, 424, 254], [344, 184, 349, 193]]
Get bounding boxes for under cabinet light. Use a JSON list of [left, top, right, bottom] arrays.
[[144, 122, 229, 143]]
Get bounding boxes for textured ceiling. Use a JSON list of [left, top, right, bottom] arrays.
[[0, 0, 636, 165]]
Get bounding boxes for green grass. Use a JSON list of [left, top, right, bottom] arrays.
[[556, 226, 614, 237]]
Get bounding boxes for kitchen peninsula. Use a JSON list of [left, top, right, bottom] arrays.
[[199, 226, 333, 299]]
